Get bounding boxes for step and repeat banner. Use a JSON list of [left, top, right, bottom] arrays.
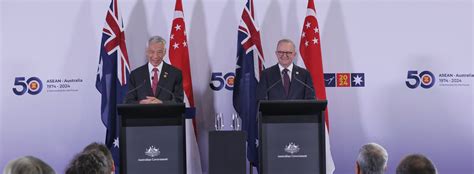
[[1, 0, 472, 173]]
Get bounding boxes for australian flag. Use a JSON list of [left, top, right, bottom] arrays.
[[233, 0, 265, 168], [95, 0, 130, 172]]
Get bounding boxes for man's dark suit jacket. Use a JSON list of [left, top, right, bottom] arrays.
[[125, 62, 183, 104], [256, 64, 316, 101]]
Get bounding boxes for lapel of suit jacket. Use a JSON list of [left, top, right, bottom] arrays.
[[155, 62, 169, 98], [270, 65, 286, 98], [288, 64, 298, 99], [142, 64, 154, 97]]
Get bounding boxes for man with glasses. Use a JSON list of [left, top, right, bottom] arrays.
[[257, 39, 315, 100], [125, 36, 183, 104]]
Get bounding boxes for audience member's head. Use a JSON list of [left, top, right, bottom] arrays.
[[82, 142, 115, 172], [356, 143, 388, 174], [65, 151, 111, 174], [396, 154, 437, 174], [3, 156, 55, 174]]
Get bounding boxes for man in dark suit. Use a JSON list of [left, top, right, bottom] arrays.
[[125, 36, 183, 104], [257, 39, 315, 100]]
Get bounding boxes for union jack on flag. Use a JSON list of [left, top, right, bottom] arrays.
[[95, 0, 130, 172], [233, 0, 264, 168]]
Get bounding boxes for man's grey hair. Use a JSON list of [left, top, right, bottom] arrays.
[[396, 154, 437, 174], [357, 143, 388, 174], [276, 38, 296, 52], [3, 156, 56, 174], [147, 35, 166, 47]]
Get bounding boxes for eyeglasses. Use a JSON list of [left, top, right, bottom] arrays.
[[147, 50, 166, 55], [276, 51, 294, 56]]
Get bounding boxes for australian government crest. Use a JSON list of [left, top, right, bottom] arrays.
[[138, 145, 168, 162], [277, 142, 308, 158]]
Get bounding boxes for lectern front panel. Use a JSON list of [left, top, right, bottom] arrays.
[[261, 117, 323, 174], [124, 126, 184, 174]]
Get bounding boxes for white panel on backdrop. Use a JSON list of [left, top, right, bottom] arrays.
[[0, 0, 3, 161], [321, 0, 473, 173], [1, 1, 106, 172], [1, 0, 473, 174], [472, 1, 474, 164]]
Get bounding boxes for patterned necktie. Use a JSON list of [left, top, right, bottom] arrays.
[[282, 68, 290, 96], [151, 68, 159, 96]]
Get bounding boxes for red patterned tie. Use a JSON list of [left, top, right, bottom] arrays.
[[151, 68, 159, 96]]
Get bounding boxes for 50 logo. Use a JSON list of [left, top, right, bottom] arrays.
[[210, 72, 235, 91], [12, 77, 43, 95], [406, 70, 435, 89]]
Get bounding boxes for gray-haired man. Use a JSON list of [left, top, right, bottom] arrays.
[[125, 35, 183, 104], [356, 143, 388, 174]]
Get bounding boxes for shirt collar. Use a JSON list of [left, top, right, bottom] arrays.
[[148, 61, 164, 74], [278, 63, 293, 73]]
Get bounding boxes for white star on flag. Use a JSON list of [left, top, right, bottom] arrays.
[[353, 75, 363, 85], [312, 37, 318, 44], [97, 58, 103, 79], [174, 24, 181, 31], [305, 40, 309, 47], [173, 42, 180, 49], [113, 137, 119, 148], [170, 34, 174, 40], [183, 41, 187, 47], [301, 32, 306, 38], [314, 27, 319, 33]]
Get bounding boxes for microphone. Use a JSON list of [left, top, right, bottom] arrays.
[[263, 78, 282, 100], [151, 76, 184, 103], [293, 75, 316, 99], [123, 79, 146, 104]]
